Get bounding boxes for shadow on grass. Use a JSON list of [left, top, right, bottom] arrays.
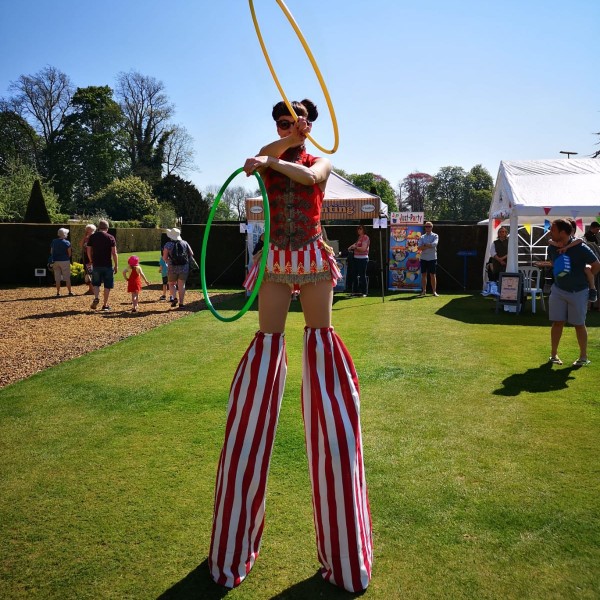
[[157, 561, 366, 600], [493, 361, 577, 396], [268, 570, 367, 599], [157, 559, 229, 599], [435, 294, 552, 326]]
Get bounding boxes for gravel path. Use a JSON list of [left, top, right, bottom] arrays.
[[0, 283, 234, 388]]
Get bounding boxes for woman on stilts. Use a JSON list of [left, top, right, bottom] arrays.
[[209, 99, 373, 593]]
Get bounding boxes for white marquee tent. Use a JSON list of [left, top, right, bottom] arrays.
[[484, 159, 600, 273]]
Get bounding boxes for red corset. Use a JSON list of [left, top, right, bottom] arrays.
[[263, 146, 323, 250]]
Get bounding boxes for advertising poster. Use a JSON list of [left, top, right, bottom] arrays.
[[388, 212, 424, 291]]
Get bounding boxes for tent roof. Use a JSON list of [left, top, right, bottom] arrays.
[[490, 158, 600, 219]]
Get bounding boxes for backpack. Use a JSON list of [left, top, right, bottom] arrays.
[[170, 240, 189, 266]]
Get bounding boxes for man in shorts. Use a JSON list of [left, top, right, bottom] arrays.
[[548, 218, 600, 367], [418, 221, 439, 296], [86, 219, 118, 311]]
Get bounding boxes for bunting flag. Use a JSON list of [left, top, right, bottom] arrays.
[[544, 219, 551, 233], [524, 223, 531, 235], [571, 209, 580, 219], [543, 207, 552, 215], [576, 218, 583, 232], [493, 218, 502, 229]]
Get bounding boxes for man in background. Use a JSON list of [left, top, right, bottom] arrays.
[[547, 218, 600, 367], [87, 219, 118, 311]]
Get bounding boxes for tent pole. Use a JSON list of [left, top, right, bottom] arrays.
[[508, 212, 519, 271], [379, 226, 385, 302]]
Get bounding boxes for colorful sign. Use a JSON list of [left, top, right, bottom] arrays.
[[388, 212, 424, 291], [245, 198, 381, 221]]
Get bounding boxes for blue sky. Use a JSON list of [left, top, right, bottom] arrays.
[[1, 0, 599, 194]]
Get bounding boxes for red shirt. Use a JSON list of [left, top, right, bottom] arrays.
[[263, 146, 323, 250]]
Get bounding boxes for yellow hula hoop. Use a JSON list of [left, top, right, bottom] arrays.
[[248, 0, 339, 154]]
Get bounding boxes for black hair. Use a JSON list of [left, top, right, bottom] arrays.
[[552, 218, 574, 235], [272, 98, 318, 122]]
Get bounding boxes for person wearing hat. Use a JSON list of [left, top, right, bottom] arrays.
[[162, 228, 194, 308], [50, 227, 73, 297], [123, 255, 150, 312], [86, 219, 118, 311], [417, 221, 439, 296]]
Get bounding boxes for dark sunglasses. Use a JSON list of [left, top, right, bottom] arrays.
[[276, 119, 295, 130]]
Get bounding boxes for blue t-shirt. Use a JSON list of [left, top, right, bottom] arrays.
[[548, 240, 598, 292], [51, 238, 71, 262]]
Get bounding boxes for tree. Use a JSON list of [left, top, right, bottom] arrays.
[[116, 71, 175, 185], [340, 171, 398, 213], [425, 166, 467, 220], [463, 164, 493, 221], [163, 124, 196, 176], [0, 107, 41, 174], [203, 187, 235, 221], [401, 172, 433, 212], [0, 159, 60, 222], [85, 176, 159, 221], [154, 174, 209, 223], [7, 66, 74, 144], [24, 179, 51, 223], [52, 86, 130, 212], [425, 165, 493, 221]]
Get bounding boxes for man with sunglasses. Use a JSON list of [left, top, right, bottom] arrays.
[[418, 221, 439, 296]]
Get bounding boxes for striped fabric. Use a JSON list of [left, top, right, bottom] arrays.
[[209, 331, 287, 588], [302, 327, 373, 592], [243, 241, 342, 292]]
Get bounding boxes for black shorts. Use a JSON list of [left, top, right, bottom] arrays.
[[420, 259, 437, 275]]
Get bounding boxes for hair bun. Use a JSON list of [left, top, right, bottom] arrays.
[[301, 98, 318, 122]]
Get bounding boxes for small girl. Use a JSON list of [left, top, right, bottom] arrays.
[[123, 255, 150, 312]]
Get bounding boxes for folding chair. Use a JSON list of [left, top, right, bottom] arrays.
[[519, 266, 546, 313]]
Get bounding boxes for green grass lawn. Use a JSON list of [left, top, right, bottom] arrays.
[[1, 293, 599, 599]]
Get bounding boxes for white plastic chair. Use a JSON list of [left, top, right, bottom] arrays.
[[519, 266, 546, 313]]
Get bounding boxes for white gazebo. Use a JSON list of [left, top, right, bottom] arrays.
[[484, 159, 600, 275]]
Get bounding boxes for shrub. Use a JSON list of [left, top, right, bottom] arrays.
[[70, 262, 85, 284]]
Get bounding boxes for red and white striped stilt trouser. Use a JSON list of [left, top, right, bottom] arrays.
[[209, 331, 287, 588], [302, 327, 372, 592], [209, 328, 372, 592]]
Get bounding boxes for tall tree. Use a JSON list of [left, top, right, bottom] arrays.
[[116, 71, 174, 185], [52, 86, 129, 211], [163, 124, 195, 176], [345, 172, 398, 212], [463, 164, 493, 221], [401, 172, 433, 212], [0, 107, 41, 174], [154, 174, 209, 223], [7, 66, 74, 144], [425, 166, 467, 220]]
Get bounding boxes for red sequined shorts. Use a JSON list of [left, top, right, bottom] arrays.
[[243, 240, 342, 292]]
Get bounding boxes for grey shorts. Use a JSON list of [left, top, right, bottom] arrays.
[[52, 260, 71, 282], [548, 284, 588, 325]]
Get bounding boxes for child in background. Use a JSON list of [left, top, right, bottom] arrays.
[[159, 253, 169, 300], [123, 255, 150, 312]]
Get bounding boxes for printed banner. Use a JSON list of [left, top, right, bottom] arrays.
[[245, 198, 381, 221], [388, 212, 424, 291]]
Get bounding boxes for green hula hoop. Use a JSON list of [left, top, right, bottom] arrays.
[[201, 167, 270, 322]]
